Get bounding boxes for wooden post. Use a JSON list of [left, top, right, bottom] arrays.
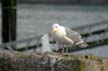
[[1, 0, 17, 43]]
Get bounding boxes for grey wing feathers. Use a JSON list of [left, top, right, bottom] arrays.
[[65, 27, 82, 43]]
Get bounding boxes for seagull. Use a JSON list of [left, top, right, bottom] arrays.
[[51, 23, 88, 53]]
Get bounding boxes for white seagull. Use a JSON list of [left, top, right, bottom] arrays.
[[51, 23, 88, 53]]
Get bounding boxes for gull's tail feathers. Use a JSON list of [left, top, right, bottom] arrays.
[[78, 42, 88, 48]]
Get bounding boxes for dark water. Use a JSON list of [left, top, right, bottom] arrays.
[[17, 4, 108, 40], [0, 4, 108, 40], [0, 4, 108, 56]]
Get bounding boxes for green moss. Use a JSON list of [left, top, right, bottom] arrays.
[[80, 61, 86, 71]]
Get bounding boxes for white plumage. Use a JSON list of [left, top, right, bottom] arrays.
[[51, 23, 88, 53]]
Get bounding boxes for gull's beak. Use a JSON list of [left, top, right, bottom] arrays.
[[52, 28, 57, 34]]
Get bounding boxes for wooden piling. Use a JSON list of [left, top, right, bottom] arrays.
[[1, 0, 17, 43]]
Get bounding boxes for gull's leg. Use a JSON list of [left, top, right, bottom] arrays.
[[59, 45, 66, 53], [64, 45, 69, 53], [58, 44, 63, 53], [58, 45, 61, 53], [62, 47, 65, 53], [66, 47, 68, 53]]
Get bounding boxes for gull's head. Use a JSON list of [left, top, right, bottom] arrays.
[[51, 23, 60, 34], [52, 23, 60, 29]]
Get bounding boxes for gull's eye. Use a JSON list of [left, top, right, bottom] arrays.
[[55, 26, 58, 28]]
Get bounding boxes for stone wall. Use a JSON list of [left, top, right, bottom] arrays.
[[0, 49, 108, 71]]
